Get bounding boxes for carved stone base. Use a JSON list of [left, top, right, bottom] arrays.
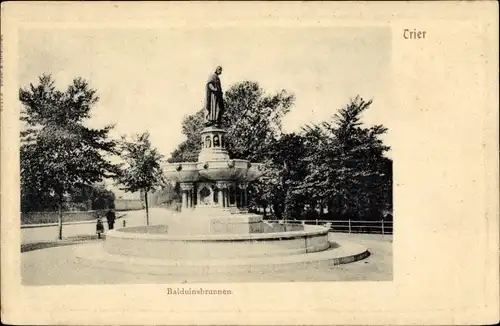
[[198, 127, 229, 162], [162, 210, 263, 235]]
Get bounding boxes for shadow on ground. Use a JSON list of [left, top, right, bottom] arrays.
[[21, 235, 105, 253]]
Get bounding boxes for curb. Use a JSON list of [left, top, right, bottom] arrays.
[[73, 241, 370, 276]]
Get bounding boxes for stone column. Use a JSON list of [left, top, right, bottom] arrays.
[[240, 183, 248, 208], [181, 191, 187, 208], [238, 184, 245, 207], [216, 182, 228, 208], [218, 189, 224, 207], [188, 189, 193, 208], [180, 183, 194, 209], [225, 189, 230, 208]]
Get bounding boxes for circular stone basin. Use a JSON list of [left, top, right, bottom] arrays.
[[104, 223, 330, 260], [163, 162, 199, 183], [246, 163, 266, 181], [197, 159, 250, 181]]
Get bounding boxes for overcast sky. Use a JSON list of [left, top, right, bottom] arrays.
[[19, 26, 392, 159]]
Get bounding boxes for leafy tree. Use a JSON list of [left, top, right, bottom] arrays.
[[70, 183, 116, 210], [21, 187, 59, 212], [20, 74, 118, 239], [297, 96, 391, 221], [118, 132, 164, 225], [378, 156, 393, 215], [249, 133, 308, 219], [222, 81, 294, 161]]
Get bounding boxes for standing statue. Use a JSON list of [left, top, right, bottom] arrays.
[[204, 66, 225, 127]]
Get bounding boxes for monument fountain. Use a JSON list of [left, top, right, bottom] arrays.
[[76, 66, 370, 275]]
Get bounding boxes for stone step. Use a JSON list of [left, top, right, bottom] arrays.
[[73, 240, 369, 276]]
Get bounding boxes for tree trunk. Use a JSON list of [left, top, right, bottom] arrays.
[[273, 202, 283, 219], [145, 190, 150, 225], [58, 196, 63, 240]]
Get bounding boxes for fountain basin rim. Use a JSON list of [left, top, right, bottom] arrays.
[[76, 241, 369, 268], [163, 158, 251, 167], [106, 224, 329, 242]]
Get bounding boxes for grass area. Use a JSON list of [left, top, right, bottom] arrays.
[[21, 234, 105, 253]]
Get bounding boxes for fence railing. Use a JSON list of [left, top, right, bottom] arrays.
[[263, 219, 393, 235]]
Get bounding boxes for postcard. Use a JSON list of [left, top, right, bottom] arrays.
[[1, 2, 498, 325]]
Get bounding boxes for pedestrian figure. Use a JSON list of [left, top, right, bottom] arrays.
[[106, 209, 116, 230], [96, 217, 104, 239]]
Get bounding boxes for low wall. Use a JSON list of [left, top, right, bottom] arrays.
[[262, 222, 304, 233], [104, 224, 330, 260], [115, 199, 143, 211], [21, 211, 104, 225]]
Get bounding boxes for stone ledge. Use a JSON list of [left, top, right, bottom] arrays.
[[74, 241, 370, 275], [106, 224, 328, 241]]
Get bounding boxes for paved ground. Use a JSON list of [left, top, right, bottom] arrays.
[[21, 208, 392, 285], [21, 209, 172, 244]]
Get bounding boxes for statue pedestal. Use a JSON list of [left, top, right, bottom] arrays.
[[167, 207, 263, 235], [209, 214, 263, 234], [163, 125, 260, 214], [198, 127, 229, 162]]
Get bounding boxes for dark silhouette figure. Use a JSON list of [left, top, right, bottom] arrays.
[[96, 217, 104, 238], [106, 210, 116, 230]]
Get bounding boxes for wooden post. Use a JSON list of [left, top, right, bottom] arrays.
[[316, 219, 318, 225], [382, 219, 385, 235], [348, 219, 351, 233]]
